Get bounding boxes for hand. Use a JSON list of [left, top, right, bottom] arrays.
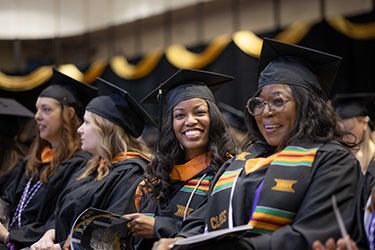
[[152, 237, 183, 250], [0, 223, 9, 243], [312, 236, 358, 250], [30, 229, 57, 250], [124, 213, 156, 238], [30, 243, 61, 250], [63, 235, 71, 250]]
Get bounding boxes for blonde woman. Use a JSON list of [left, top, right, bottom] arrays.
[[333, 93, 375, 173], [0, 69, 96, 249], [31, 78, 156, 250]]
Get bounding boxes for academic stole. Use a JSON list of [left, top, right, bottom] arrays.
[[209, 143, 320, 233], [248, 145, 320, 234]]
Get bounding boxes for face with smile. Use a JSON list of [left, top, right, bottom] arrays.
[[77, 111, 99, 154], [35, 97, 63, 148], [173, 98, 210, 161], [253, 84, 297, 147]]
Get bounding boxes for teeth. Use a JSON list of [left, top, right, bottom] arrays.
[[185, 130, 201, 136], [265, 125, 281, 129]]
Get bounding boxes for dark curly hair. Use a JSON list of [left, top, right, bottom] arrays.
[[242, 85, 355, 151], [143, 99, 237, 207]]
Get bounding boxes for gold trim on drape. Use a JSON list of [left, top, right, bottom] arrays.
[[327, 16, 375, 39], [57, 64, 84, 82], [274, 22, 314, 44], [83, 60, 107, 83], [166, 34, 232, 68], [232, 31, 263, 58], [110, 49, 163, 80], [0, 66, 52, 91], [0, 15, 374, 88]]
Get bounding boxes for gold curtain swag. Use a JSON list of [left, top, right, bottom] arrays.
[[166, 34, 232, 69], [274, 22, 314, 44], [233, 31, 263, 58], [0, 15, 374, 90], [327, 16, 375, 40], [0, 66, 52, 91], [57, 64, 85, 82], [110, 49, 163, 80]]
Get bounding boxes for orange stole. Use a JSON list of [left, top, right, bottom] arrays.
[[41, 147, 56, 163]]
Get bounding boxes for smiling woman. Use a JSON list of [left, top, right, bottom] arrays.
[[122, 69, 237, 250], [152, 39, 362, 250]]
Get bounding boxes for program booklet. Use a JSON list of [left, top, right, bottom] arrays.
[[172, 224, 256, 250], [70, 208, 133, 250]]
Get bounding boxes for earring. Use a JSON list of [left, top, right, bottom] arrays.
[[179, 143, 184, 150]]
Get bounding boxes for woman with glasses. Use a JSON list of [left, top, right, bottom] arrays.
[[153, 39, 361, 250]]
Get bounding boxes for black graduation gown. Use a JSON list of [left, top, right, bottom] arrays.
[[354, 158, 375, 250], [0, 160, 25, 197], [48, 154, 149, 246], [178, 140, 362, 250], [0, 160, 27, 222], [136, 155, 216, 250], [2, 150, 91, 250]]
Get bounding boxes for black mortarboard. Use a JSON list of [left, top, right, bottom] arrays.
[[141, 68, 235, 111], [141, 68, 234, 153], [332, 93, 375, 120], [257, 38, 342, 97], [0, 97, 34, 136], [39, 68, 98, 119], [86, 78, 157, 138], [217, 102, 246, 132]]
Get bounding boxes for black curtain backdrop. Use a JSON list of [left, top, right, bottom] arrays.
[[2, 12, 374, 119]]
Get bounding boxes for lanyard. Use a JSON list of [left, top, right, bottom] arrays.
[[183, 173, 207, 221], [10, 178, 42, 228]]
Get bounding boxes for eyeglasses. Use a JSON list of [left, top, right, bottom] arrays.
[[246, 94, 292, 116]]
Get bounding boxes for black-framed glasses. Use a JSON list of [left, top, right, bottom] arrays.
[[246, 94, 292, 116]]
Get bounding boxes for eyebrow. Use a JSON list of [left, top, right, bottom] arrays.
[[36, 103, 49, 109], [259, 91, 285, 98], [173, 103, 207, 112]]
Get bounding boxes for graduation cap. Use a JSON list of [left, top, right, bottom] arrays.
[[86, 78, 157, 138], [257, 38, 342, 97], [141, 68, 234, 152], [217, 102, 246, 132], [39, 68, 98, 119], [141, 68, 234, 111], [0, 97, 34, 136], [332, 93, 375, 120]]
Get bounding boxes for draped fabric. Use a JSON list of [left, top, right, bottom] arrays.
[[0, 12, 374, 115]]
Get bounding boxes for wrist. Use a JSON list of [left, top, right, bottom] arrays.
[[3, 232, 9, 244]]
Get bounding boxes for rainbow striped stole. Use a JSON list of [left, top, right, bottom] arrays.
[[248, 145, 319, 233], [248, 206, 295, 233], [211, 169, 242, 195], [270, 146, 318, 167], [180, 176, 213, 195]]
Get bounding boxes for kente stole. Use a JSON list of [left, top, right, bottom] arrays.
[[210, 143, 320, 234]]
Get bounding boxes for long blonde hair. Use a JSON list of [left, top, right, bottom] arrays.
[[77, 112, 144, 181], [26, 103, 82, 184], [356, 117, 375, 173]]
